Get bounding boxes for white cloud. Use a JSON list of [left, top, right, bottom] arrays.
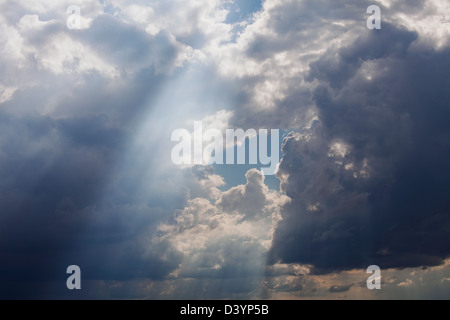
[[328, 141, 351, 159], [155, 168, 289, 288], [385, 0, 450, 49], [0, 85, 18, 104], [397, 279, 413, 287]]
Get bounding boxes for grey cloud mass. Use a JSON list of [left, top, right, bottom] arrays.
[[270, 22, 450, 272]]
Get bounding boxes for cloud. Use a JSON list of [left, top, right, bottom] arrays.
[[154, 169, 289, 298], [261, 258, 450, 299], [397, 279, 413, 287], [265, 13, 450, 273], [329, 284, 353, 293]]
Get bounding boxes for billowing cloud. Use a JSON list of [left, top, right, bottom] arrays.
[[153, 169, 289, 298], [269, 20, 450, 272]]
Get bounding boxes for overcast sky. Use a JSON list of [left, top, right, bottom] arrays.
[[0, 0, 449, 299]]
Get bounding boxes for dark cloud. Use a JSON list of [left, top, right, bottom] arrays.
[[269, 22, 450, 272], [307, 24, 417, 89], [329, 284, 352, 293], [0, 109, 180, 298]]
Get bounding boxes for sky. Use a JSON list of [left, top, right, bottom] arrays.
[[0, 0, 449, 299]]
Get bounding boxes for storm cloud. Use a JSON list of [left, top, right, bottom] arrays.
[[269, 21, 450, 272]]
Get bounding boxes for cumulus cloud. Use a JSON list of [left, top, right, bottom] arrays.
[[397, 279, 413, 287], [269, 20, 450, 271], [153, 169, 289, 298], [235, 1, 450, 274]]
